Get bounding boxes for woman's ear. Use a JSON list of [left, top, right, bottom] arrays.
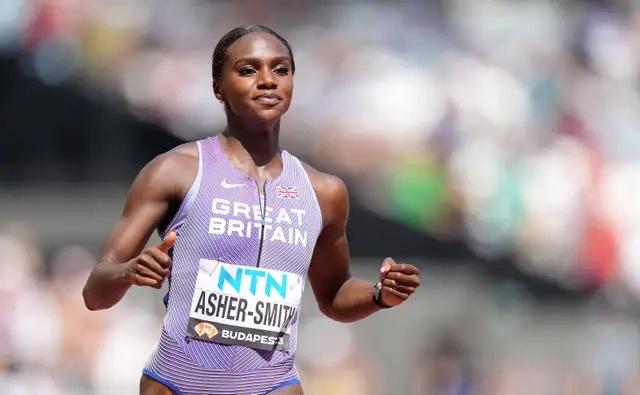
[[213, 80, 224, 103]]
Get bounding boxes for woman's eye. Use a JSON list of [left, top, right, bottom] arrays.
[[275, 67, 289, 76], [239, 68, 255, 76]]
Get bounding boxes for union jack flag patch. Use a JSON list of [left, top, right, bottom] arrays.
[[276, 185, 300, 199]]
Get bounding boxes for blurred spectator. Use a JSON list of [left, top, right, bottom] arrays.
[[0, 226, 61, 394], [296, 317, 379, 395], [411, 330, 480, 395]]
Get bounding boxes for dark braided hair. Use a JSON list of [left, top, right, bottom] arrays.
[[212, 25, 295, 82]]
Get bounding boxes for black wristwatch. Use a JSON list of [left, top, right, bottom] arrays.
[[373, 282, 391, 309]]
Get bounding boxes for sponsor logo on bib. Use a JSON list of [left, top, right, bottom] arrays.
[[194, 322, 218, 339]]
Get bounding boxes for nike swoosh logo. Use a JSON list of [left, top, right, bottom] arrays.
[[221, 180, 246, 189]]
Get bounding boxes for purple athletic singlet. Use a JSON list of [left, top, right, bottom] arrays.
[[143, 136, 323, 395]]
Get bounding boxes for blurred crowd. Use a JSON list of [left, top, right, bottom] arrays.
[[1, 228, 639, 395], [3, 0, 640, 295]]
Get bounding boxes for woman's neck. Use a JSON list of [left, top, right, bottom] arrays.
[[221, 122, 280, 165]]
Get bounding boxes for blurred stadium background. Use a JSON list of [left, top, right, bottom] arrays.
[[2, 0, 640, 394]]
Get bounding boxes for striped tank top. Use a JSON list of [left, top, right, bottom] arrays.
[[144, 136, 323, 394]]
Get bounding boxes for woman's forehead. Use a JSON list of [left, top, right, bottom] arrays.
[[226, 32, 291, 62]]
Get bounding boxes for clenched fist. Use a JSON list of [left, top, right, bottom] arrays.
[[127, 230, 176, 289], [378, 257, 420, 307]]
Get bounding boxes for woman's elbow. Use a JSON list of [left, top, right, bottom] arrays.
[[317, 303, 353, 323], [82, 286, 101, 311]]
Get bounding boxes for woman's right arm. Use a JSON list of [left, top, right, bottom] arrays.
[[82, 152, 182, 311]]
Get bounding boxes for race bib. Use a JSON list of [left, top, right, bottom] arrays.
[[186, 259, 304, 352]]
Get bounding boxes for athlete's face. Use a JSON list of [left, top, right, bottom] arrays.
[[215, 32, 294, 123]]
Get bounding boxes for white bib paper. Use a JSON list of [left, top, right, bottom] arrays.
[[186, 259, 304, 351]]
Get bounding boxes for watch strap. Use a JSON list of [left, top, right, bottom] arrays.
[[373, 282, 392, 309]]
